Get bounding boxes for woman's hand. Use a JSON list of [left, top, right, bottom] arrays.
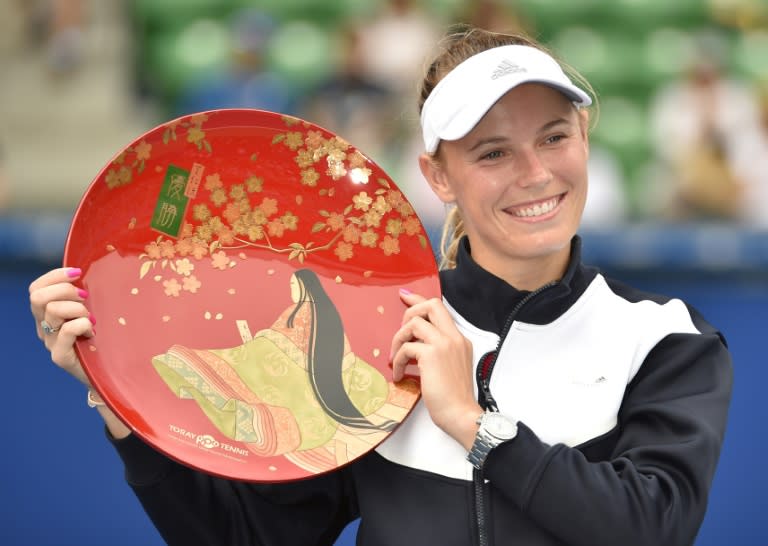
[[29, 267, 132, 439], [29, 267, 93, 384], [390, 289, 482, 450]]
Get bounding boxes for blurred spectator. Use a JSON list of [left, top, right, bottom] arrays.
[[47, 0, 85, 75], [175, 9, 296, 117], [582, 146, 629, 227], [452, 0, 532, 35], [15, 0, 87, 76], [357, 0, 443, 96], [648, 29, 763, 221], [299, 24, 399, 162], [731, 85, 768, 228]]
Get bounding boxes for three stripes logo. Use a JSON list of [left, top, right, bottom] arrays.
[[491, 59, 527, 80]]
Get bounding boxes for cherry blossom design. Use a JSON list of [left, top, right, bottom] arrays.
[[138, 114, 429, 297], [104, 139, 152, 189], [162, 113, 212, 153]]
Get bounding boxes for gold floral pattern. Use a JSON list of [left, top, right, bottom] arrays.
[[162, 113, 213, 153], [105, 116, 216, 191], [138, 113, 429, 297], [104, 139, 151, 189]]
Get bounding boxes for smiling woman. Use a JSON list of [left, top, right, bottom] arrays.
[[28, 25, 732, 546]]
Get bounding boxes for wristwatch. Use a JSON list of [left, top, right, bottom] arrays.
[[467, 411, 518, 470]]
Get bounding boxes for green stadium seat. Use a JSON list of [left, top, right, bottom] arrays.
[[589, 94, 652, 210], [265, 21, 335, 92], [232, 0, 355, 24], [551, 27, 647, 97], [144, 18, 232, 108], [515, 0, 607, 39], [734, 30, 768, 82], [642, 27, 696, 88], [606, 0, 709, 29]]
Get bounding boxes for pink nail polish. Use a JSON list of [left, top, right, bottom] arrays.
[[66, 267, 82, 278], [399, 288, 412, 296], [78, 289, 89, 299], [89, 314, 97, 326]]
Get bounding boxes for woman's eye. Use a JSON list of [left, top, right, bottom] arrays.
[[482, 150, 503, 160], [545, 134, 565, 145]]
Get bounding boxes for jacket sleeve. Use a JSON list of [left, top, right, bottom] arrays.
[[109, 432, 358, 546], [483, 327, 733, 546]]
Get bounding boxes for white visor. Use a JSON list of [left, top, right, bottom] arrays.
[[420, 45, 592, 153]]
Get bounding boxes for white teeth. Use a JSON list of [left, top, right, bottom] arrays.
[[513, 196, 559, 217]]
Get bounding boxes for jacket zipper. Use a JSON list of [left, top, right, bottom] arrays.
[[473, 282, 557, 546]]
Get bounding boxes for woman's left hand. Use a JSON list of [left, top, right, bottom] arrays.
[[390, 289, 482, 450]]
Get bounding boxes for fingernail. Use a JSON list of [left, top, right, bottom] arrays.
[[66, 268, 82, 278], [78, 289, 89, 299], [399, 288, 412, 296], [89, 314, 96, 326]]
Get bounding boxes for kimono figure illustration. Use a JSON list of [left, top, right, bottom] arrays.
[[151, 268, 418, 473]]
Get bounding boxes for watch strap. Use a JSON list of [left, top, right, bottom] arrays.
[[467, 411, 517, 470]]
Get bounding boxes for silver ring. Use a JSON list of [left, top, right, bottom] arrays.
[[41, 320, 60, 335]]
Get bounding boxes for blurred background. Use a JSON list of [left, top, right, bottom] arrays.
[[0, 0, 766, 544]]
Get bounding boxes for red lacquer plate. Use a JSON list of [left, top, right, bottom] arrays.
[[64, 109, 439, 482]]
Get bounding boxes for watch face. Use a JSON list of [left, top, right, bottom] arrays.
[[484, 413, 517, 440]]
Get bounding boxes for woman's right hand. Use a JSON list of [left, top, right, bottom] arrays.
[[29, 266, 132, 439], [29, 267, 93, 384], [390, 289, 482, 451]]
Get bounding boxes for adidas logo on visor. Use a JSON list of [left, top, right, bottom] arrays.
[[491, 59, 527, 80]]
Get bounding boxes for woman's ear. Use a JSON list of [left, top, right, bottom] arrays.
[[418, 153, 456, 204]]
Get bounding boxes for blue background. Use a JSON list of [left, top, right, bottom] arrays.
[[1, 225, 765, 545]]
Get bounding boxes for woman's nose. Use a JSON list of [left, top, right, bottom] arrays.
[[514, 150, 552, 188]]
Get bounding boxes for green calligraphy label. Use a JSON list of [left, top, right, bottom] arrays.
[[151, 164, 190, 238]]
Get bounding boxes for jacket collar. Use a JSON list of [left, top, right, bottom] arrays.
[[439, 235, 598, 332]]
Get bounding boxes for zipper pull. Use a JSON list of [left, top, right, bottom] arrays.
[[480, 378, 499, 413], [477, 351, 499, 412]]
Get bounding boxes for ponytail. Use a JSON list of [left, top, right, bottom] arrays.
[[439, 205, 464, 270]]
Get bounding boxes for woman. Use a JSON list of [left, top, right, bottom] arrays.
[[30, 27, 732, 545], [151, 268, 401, 473]]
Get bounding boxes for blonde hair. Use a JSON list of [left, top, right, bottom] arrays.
[[418, 26, 597, 269]]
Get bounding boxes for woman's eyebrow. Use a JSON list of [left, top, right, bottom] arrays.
[[467, 136, 508, 153], [538, 117, 572, 134]]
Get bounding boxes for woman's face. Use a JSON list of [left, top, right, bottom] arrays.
[[421, 83, 590, 284], [289, 274, 301, 303]]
